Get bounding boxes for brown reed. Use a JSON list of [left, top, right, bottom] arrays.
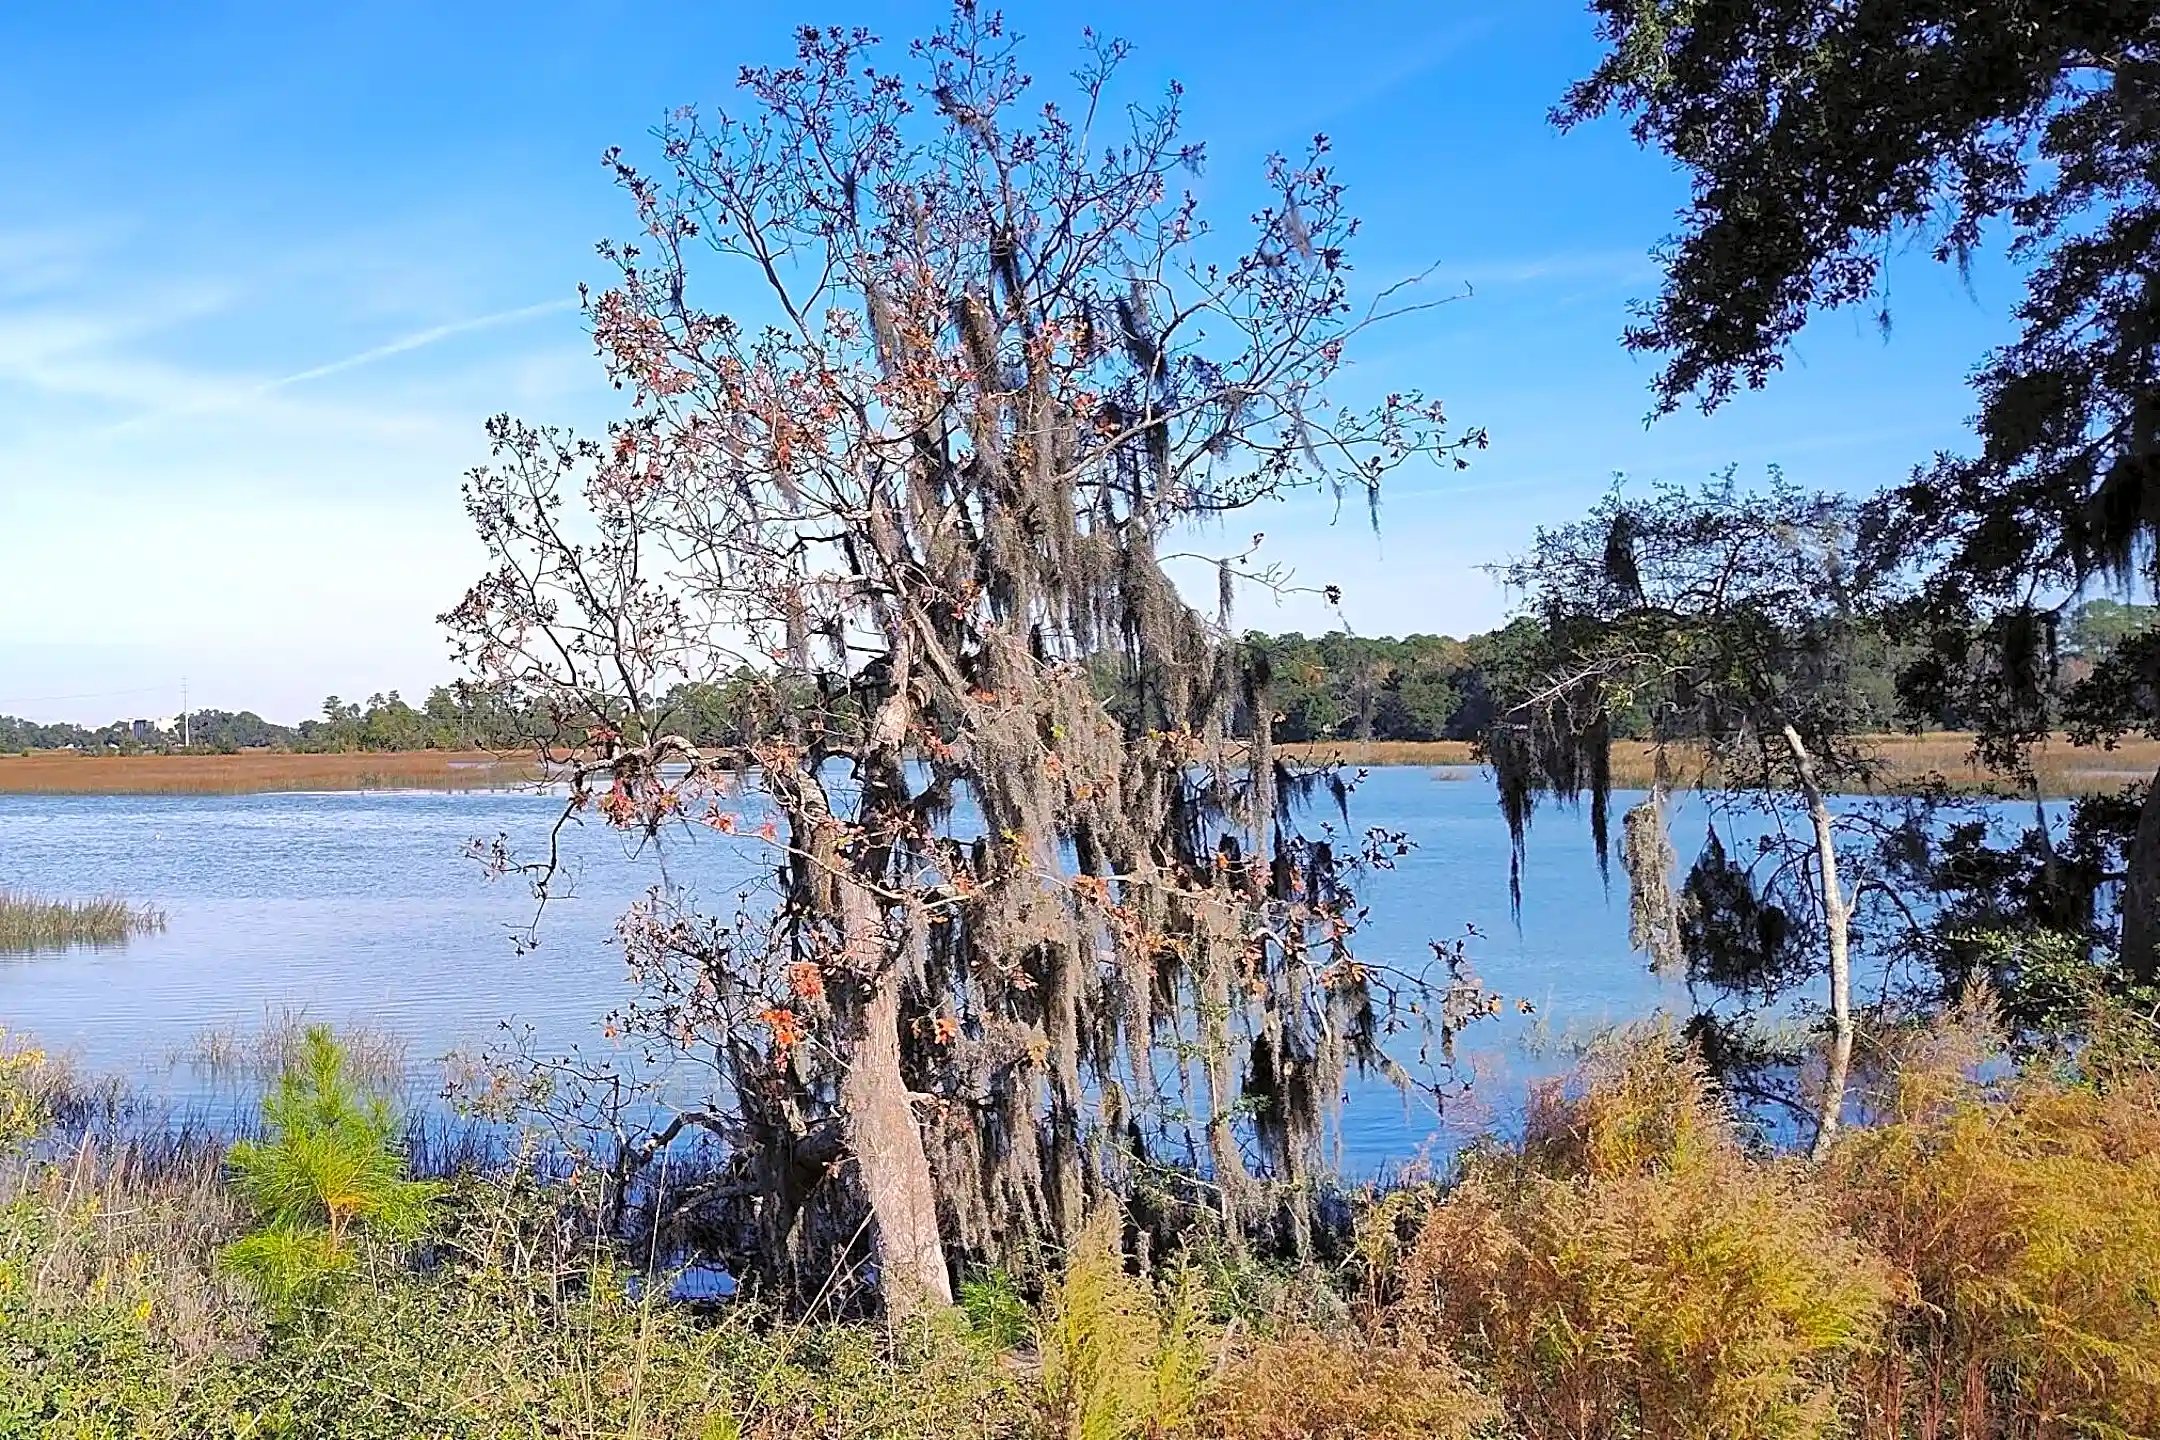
[[0, 749, 542, 796], [1264, 732, 2160, 797]]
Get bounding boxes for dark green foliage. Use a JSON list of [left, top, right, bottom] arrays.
[[1243, 632, 1477, 742], [1562, 0, 2160, 981], [1238, 615, 1749, 745], [2064, 598, 2160, 663], [1559, 0, 2158, 431], [297, 685, 541, 752], [0, 683, 542, 756]]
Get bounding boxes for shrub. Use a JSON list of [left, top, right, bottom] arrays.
[[221, 1024, 436, 1305], [960, 1266, 1036, 1355], [1199, 1331, 1495, 1440], [1400, 1035, 1894, 1440], [0, 1030, 50, 1147], [1036, 1213, 1212, 1440], [1828, 1025, 2160, 1438]]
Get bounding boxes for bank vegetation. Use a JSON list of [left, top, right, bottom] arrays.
[[6, 996, 2159, 1439]]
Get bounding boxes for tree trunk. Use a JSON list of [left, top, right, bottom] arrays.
[[2119, 760, 2160, 987], [833, 956, 954, 1320], [1781, 725, 1854, 1160], [825, 761, 952, 1319]]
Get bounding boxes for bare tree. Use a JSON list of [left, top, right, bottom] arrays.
[[444, 7, 1486, 1315]]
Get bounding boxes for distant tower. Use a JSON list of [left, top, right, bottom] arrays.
[[182, 677, 189, 749]]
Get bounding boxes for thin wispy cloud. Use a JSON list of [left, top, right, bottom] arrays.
[[1444, 249, 1657, 290], [264, 297, 579, 391], [89, 296, 580, 437], [0, 284, 236, 387], [0, 221, 133, 300]]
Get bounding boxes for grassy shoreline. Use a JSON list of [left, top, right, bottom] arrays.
[[5, 1013, 2159, 1438], [1269, 732, 2160, 797], [0, 749, 542, 795], [2, 732, 2155, 797]]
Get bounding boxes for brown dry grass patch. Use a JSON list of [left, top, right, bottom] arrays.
[[0, 750, 542, 796], [1267, 734, 2160, 796]]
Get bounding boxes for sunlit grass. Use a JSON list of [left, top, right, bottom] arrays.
[[0, 889, 167, 954], [1266, 732, 2160, 796], [0, 750, 541, 795]]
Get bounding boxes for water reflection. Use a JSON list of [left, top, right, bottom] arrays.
[[0, 770, 1782, 1172]]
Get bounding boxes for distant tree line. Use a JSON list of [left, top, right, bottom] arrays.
[[1235, 599, 2154, 746], [7, 599, 2150, 758], [0, 684, 538, 755]]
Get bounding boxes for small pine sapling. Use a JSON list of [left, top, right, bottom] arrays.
[[222, 1024, 436, 1304]]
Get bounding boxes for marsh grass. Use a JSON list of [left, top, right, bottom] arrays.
[[0, 749, 541, 795], [176, 1007, 409, 1094], [1267, 732, 2160, 795], [0, 888, 166, 953]]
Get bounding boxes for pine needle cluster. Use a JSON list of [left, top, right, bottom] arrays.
[[221, 1025, 436, 1305]]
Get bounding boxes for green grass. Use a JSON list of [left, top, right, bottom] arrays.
[[0, 889, 166, 954]]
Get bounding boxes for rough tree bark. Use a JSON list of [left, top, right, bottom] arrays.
[[833, 957, 953, 1317]]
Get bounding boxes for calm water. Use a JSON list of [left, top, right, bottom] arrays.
[[0, 767, 1709, 1170]]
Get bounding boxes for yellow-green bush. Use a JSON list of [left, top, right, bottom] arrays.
[[1198, 1331, 1494, 1440], [1035, 1214, 1211, 1440], [0, 1030, 51, 1148], [222, 1024, 438, 1305], [1828, 1039, 2160, 1438], [1398, 1037, 1895, 1440]]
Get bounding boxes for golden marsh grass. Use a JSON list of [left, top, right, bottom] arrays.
[[7, 736, 2156, 799], [0, 749, 542, 795], [1268, 732, 2160, 797]]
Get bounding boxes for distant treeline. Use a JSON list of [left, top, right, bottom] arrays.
[[1250, 598, 2154, 744], [0, 685, 536, 756], [6, 599, 2151, 756]]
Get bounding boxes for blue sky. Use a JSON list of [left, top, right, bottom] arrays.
[[0, 0, 2023, 725]]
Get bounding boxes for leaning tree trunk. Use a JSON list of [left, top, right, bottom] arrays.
[[1782, 725, 1854, 1160], [832, 872, 953, 1320], [2119, 761, 2160, 988], [800, 697, 954, 1321]]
